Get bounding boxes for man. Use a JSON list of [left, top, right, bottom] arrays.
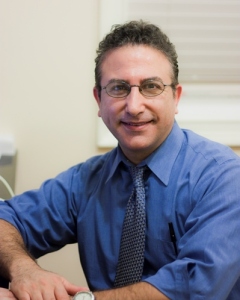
[[0, 20, 240, 300]]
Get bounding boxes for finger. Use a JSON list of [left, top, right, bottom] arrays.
[[0, 288, 17, 299], [61, 278, 89, 297], [40, 287, 63, 300]]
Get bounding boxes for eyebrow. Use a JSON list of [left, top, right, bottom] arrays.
[[140, 77, 164, 84], [107, 77, 164, 84]]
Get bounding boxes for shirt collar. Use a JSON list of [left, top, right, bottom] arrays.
[[143, 122, 184, 185], [105, 147, 125, 183], [106, 122, 184, 186]]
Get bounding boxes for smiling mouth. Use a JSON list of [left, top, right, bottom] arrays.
[[122, 121, 152, 126]]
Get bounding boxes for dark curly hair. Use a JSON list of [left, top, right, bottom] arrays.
[[95, 20, 179, 93]]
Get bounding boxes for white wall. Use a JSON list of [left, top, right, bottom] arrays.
[[0, 0, 100, 286]]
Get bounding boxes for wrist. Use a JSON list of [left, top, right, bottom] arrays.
[[10, 257, 39, 281], [73, 291, 95, 300]]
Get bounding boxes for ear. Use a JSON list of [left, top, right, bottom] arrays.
[[93, 86, 102, 117], [174, 84, 182, 115]]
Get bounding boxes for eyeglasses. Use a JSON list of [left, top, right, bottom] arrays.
[[101, 79, 173, 98]]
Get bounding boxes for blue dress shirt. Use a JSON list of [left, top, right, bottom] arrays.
[[1, 122, 240, 299]]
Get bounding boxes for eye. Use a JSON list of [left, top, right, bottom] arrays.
[[106, 81, 130, 97], [110, 83, 128, 92], [141, 81, 163, 91]]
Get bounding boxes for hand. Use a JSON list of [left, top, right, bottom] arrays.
[[0, 288, 17, 299], [10, 264, 87, 300]]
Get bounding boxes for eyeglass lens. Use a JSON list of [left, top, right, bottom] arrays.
[[104, 80, 165, 98]]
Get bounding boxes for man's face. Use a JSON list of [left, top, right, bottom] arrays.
[[94, 45, 182, 164]]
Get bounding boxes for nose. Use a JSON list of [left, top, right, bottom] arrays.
[[125, 86, 145, 116]]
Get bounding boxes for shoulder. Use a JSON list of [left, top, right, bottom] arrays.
[[57, 148, 118, 184], [181, 128, 239, 166], [171, 128, 240, 195], [79, 148, 117, 174]]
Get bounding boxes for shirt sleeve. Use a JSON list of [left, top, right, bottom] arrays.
[[144, 158, 240, 300], [0, 164, 82, 258]]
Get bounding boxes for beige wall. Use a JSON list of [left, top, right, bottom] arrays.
[[0, 0, 100, 286]]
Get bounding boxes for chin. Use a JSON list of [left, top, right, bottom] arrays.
[[122, 141, 156, 154]]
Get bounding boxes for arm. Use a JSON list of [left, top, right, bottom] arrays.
[[0, 220, 167, 300], [94, 282, 169, 300], [143, 159, 240, 299], [0, 220, 86, 300]]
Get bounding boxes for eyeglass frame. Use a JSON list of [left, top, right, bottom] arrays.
[[100, 79, 174, 98]]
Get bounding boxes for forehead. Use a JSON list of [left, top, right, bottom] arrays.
[[100, 45, 172, 83]]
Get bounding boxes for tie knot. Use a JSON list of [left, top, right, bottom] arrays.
[[129, 166, 147, 188]]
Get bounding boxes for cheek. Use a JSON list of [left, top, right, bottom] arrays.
[[98, 103, 114, 125], [101, 100, 122, 118], [98, 101, 108, 118]]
